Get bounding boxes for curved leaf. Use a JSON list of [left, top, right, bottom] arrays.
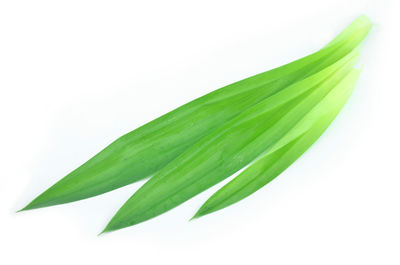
[[194, 69, 360, 218], [102, 51, 359, 232], [22, 16, 372, 211]]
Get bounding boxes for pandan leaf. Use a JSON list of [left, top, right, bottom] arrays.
[[193, 69, 360, 219], [102, 50, 360, 233], [21, 15, 372, 211]]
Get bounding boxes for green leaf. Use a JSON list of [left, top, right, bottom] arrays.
[[102, 50, 360, 233], [21, 15, 372, 211], [193, 69, 360, 219]]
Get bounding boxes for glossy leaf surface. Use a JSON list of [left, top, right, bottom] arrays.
[[22, 16, 371, 211]]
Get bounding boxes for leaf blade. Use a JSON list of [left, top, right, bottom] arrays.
[[22, 16, 372, 211], [194, 69, 360, 218], [102, 51, 360, 232]]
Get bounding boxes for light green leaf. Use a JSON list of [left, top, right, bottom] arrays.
[[21, 15, 371, 211], [194, 69, 360, 219], [102, 50, 360, 232]]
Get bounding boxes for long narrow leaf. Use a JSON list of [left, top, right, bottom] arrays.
[[22, 15, 372, 211], [193, 69, 360, 218], [102, 50, 360, 232]]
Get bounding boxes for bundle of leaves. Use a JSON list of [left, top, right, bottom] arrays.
[[21, 15, 372, 234]]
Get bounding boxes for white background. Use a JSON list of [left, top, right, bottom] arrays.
[[1, 0, 399, 264]]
